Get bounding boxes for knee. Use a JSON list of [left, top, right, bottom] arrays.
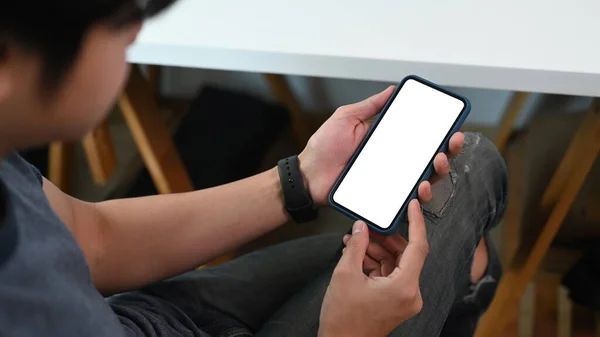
[[452, 133, 508, 227], [455, 133, 507, 189], [459, 133, 505, 170]]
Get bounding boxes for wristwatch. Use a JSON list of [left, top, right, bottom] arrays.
[[277, 156, 318, 223]]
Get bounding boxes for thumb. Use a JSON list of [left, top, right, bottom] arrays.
[[339, 221, 369, 271]]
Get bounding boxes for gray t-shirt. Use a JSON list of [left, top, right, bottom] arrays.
[[0, 153, 208, 337]]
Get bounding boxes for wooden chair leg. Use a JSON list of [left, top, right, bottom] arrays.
[[520, 283, 536, 337], [264, 74, 312, 148], [534, 272, 561, 336], [475, 101, 600, 337], [495, 92, 530, 154], [541, 100, 600, 211], [118, 64, 193, 194], [82, 119, 116, 185], [48, 142, 74, 192]]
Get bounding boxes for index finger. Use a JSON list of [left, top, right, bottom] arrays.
[[389, 200, 429, 285]]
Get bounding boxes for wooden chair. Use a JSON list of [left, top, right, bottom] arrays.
[[503, 113, 600, 336], [48, 65, 313, 267], [49, 65, 191, 193], [475, 101, 600, 336]]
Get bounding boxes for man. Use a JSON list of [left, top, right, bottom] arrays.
[[0, 1, 507, 336]]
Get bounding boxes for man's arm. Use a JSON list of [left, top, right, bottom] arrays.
[[42, 87, 460, 299], [43, 167, 289, 295]]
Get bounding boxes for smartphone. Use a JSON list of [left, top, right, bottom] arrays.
[[328, 75, 470, 235]]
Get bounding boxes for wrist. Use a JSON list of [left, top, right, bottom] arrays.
[[269, 166, 291, 223], [297, 152, 318, 205], [296, 153, 311, 191], [276, 155, 319, 223]]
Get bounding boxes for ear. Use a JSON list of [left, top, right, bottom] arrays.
[[0, 47, 14, 103]]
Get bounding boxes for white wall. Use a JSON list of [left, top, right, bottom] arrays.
[[160, 67, 593, 127]]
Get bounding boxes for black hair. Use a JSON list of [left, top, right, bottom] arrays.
[[0, 0, 175, 87]]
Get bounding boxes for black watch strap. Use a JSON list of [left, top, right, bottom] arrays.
[[277, 156, 318, 223]]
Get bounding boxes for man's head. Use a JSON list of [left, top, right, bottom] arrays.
[[0, 1, 175, 151]]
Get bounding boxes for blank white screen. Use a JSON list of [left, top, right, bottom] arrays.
[[332, 79, 465, 229]]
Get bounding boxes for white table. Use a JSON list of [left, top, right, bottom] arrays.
[[130, 0, 600, 97], [124, 1, 600, 336]]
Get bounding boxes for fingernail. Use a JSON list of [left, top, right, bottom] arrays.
[[353, 221, 365, 234]]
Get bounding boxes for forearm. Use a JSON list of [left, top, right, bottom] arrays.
[[92, 167, 288, 294]]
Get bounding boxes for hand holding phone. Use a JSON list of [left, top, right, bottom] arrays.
[[329, 76, 470, 235]]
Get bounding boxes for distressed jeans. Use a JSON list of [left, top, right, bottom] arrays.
[[111, 132, 508, 337]]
